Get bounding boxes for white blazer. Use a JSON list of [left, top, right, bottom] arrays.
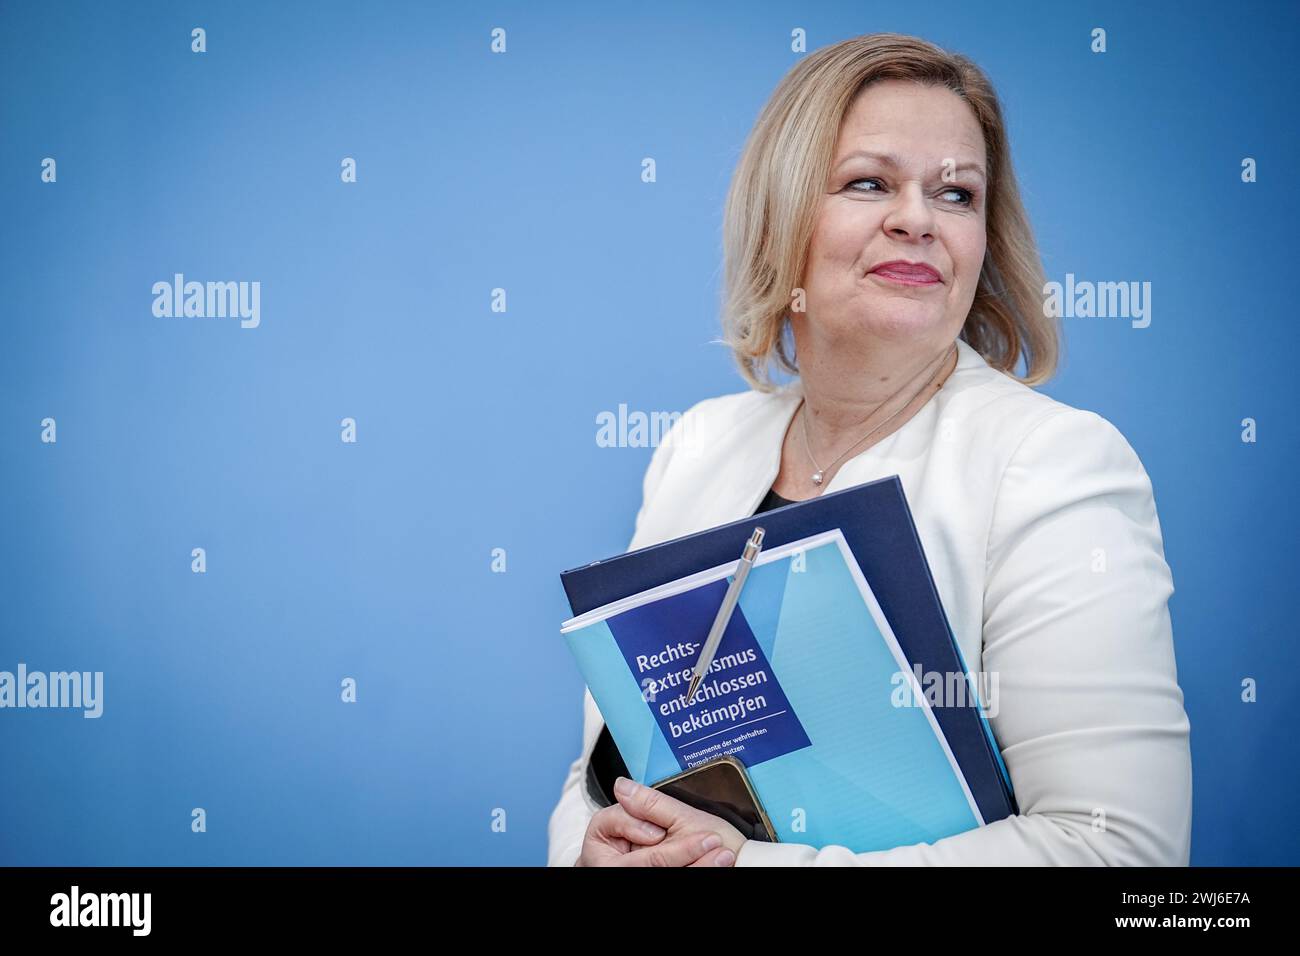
[[547, 336, 1192, 866]]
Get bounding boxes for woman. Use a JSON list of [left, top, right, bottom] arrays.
[[548, 33, 1192, 867]]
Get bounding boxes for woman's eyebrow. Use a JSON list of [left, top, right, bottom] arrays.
[[834, 149, 987, 183]]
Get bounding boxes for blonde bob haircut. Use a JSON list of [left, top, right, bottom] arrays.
[[720, 32, 1059, 391]]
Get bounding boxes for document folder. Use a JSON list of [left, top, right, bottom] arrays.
[[559, 476, 1017, 853]]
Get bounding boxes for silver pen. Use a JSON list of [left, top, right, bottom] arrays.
[[686, 526, 765, 705]]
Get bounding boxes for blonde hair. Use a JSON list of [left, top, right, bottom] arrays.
[[720, 32, 1059, 391]]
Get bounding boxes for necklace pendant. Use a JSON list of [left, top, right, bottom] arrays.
[[811, 470, 824, 486]]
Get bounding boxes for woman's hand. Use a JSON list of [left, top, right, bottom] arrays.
[[610, 775, 748, 866], [575, 801, 736, 867]]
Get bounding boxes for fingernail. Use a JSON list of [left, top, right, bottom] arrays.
[[715, 850, 735, 866], [639, 821, 665, 838], [701, 833, 722, 852], [614, 777, 634, 796]]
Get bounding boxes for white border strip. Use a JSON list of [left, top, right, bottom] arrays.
[[559, 529, 843, 633]]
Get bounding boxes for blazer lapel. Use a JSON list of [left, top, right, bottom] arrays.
[[690, 383, 805, 530]]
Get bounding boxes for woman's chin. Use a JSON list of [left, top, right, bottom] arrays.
[[853, 307, 948, 343]]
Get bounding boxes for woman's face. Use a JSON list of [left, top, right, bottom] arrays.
[[797, 79, 988, 358]]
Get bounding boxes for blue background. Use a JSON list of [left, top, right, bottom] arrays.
[[1, 0, 1296, 865]]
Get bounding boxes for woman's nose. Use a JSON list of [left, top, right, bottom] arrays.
[[881, 183, 935, 241]]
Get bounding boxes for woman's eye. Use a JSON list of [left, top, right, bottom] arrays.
[[844, 178, 974, 207]]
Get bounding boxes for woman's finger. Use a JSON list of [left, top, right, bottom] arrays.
[[615, 830, 723, 867], [687, 846, 737, 867], [612, 776, 690, 830], [591, 804, 667, 846]]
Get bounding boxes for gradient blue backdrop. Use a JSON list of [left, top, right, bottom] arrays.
[[2, 0, 1296, 865]]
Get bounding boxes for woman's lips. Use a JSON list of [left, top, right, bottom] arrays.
[[869, 262, 942, 286]]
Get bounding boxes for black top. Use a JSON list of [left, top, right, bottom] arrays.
[[583, 485, 801, 808], [754, 486, 798, 513]]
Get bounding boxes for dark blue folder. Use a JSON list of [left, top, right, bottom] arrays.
[[560, 475, 1018, 826]]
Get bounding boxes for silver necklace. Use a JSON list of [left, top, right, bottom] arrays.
[[800, 343, 957, 486]]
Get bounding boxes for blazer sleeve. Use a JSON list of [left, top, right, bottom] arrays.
[[735, 407, 1193, 866], [545, 409, 686, 866]]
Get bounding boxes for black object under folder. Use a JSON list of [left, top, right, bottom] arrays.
[[560, 475, 1018, 827]]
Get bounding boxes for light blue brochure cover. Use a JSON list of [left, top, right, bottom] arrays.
[[561, 529, 983, 853]]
